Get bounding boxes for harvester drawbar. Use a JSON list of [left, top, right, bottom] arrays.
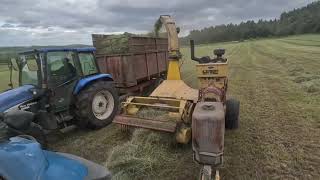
[[114, 15, 240, 179]]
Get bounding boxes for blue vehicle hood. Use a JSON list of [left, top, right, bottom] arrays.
[[0, 137, 47, 180], [41, 151, 87, 180], [0, 137, 88, 180], [0, 85, 34, 112]]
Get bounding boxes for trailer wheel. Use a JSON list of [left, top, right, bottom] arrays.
[[225, 98, 240, 130], [75, 81, 119, 129]]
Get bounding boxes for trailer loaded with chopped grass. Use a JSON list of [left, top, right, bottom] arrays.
[[92, 34, 169, 96]]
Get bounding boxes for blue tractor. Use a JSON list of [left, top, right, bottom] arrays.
[[1, 47, 119, 144], [0, 110, 112, 180]]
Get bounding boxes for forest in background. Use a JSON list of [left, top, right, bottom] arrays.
[[180, 1, 320, 45]]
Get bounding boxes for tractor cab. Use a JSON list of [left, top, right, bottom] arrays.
[[16, 48, 99, 87], [2, 47, 118, 137], [14, 48, 100, 112]]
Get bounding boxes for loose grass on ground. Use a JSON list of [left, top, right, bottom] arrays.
[[107, 129, 196, 180], [38, 34, 320, 179]]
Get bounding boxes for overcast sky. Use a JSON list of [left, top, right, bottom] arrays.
[[0, 0, 315, 46]]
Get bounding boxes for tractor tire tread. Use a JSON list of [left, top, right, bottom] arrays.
[[74, 81, 119, 129], [225, 98, 240, 130]]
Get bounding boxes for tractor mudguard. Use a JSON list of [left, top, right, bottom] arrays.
[[73, 74, 113, 95], [0, 85, 35, 112]]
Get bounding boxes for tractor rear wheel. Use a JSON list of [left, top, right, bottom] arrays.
[[75, 81, 119, 129], [225, 98, 240, 130]]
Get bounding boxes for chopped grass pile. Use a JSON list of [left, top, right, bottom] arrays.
[[92, 33, 132, 55], [289, 70, 320, 93], [136, 107, 179, 122], [153, 18, 169, 38], [293, 74, 319, 83], [288, 66, 304, 76], [301, 80, 320, 93], [153, 18, 163, 37], [106, 129, 197, 180]]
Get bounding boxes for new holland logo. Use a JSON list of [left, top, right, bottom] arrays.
[[19, 102, 38, 110], [202, 69, 218, 75]]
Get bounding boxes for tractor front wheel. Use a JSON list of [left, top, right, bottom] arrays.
[[75, 81, 119, 129], [225, 98, 240, 130]]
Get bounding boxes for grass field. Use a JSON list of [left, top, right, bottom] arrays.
[[5, 34, 320, 179], [0, 67, 18, 92], [0, 66, 11, 91]]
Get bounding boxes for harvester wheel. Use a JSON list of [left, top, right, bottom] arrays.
[[199, 166, 213, 180], [75, 81, 119, 129], [199, 166, 220, 180], [225, 98, 240, 129]]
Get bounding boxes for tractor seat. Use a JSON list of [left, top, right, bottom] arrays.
[[4, 110, 34, 130]]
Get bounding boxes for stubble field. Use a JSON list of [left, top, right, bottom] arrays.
[[3, 34, 319, 179], [181, 35, 320, 179]]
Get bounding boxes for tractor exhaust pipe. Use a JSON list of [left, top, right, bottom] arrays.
[[190, 40, 200, 61]]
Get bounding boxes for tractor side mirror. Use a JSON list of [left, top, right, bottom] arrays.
[[10, 58, 19, 71], [26, 56, 38, 71]]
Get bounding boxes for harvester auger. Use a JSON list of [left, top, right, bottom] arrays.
[[113, 15, 240, 180]]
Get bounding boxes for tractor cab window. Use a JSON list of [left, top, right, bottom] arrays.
[[20, 54, 39, 86], [47, 51, 78, 86], [78, 52, 98, 76]]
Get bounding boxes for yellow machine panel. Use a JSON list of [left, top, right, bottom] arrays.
[[196, 62, 228, 77], [150, 80, 198, 102], [196, 62, 228, 90]]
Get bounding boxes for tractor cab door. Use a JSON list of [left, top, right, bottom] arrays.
[[78, 52, 99, 76], [19, 53, 41, 87], [46, 51, 80, 113]]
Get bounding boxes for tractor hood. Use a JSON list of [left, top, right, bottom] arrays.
[[0, 137, 111, 180], [0, 85, 35, 112], [0, 137, 88, 180]]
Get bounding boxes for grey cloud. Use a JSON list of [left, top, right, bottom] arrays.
[[1, 23, 14, 28], [0, 28, 92, 46], [0, 0, 316, 46]]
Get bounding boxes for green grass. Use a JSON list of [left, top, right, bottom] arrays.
[[0, 66, 18, 92], [23, 34, 320, 179]]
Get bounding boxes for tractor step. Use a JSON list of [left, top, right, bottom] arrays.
[[113, 115, 177, 133]]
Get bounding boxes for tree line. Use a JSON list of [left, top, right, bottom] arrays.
[[180, 1, 320, 45], [0, 46, 27, 65], [0, 53, 17, 65]]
